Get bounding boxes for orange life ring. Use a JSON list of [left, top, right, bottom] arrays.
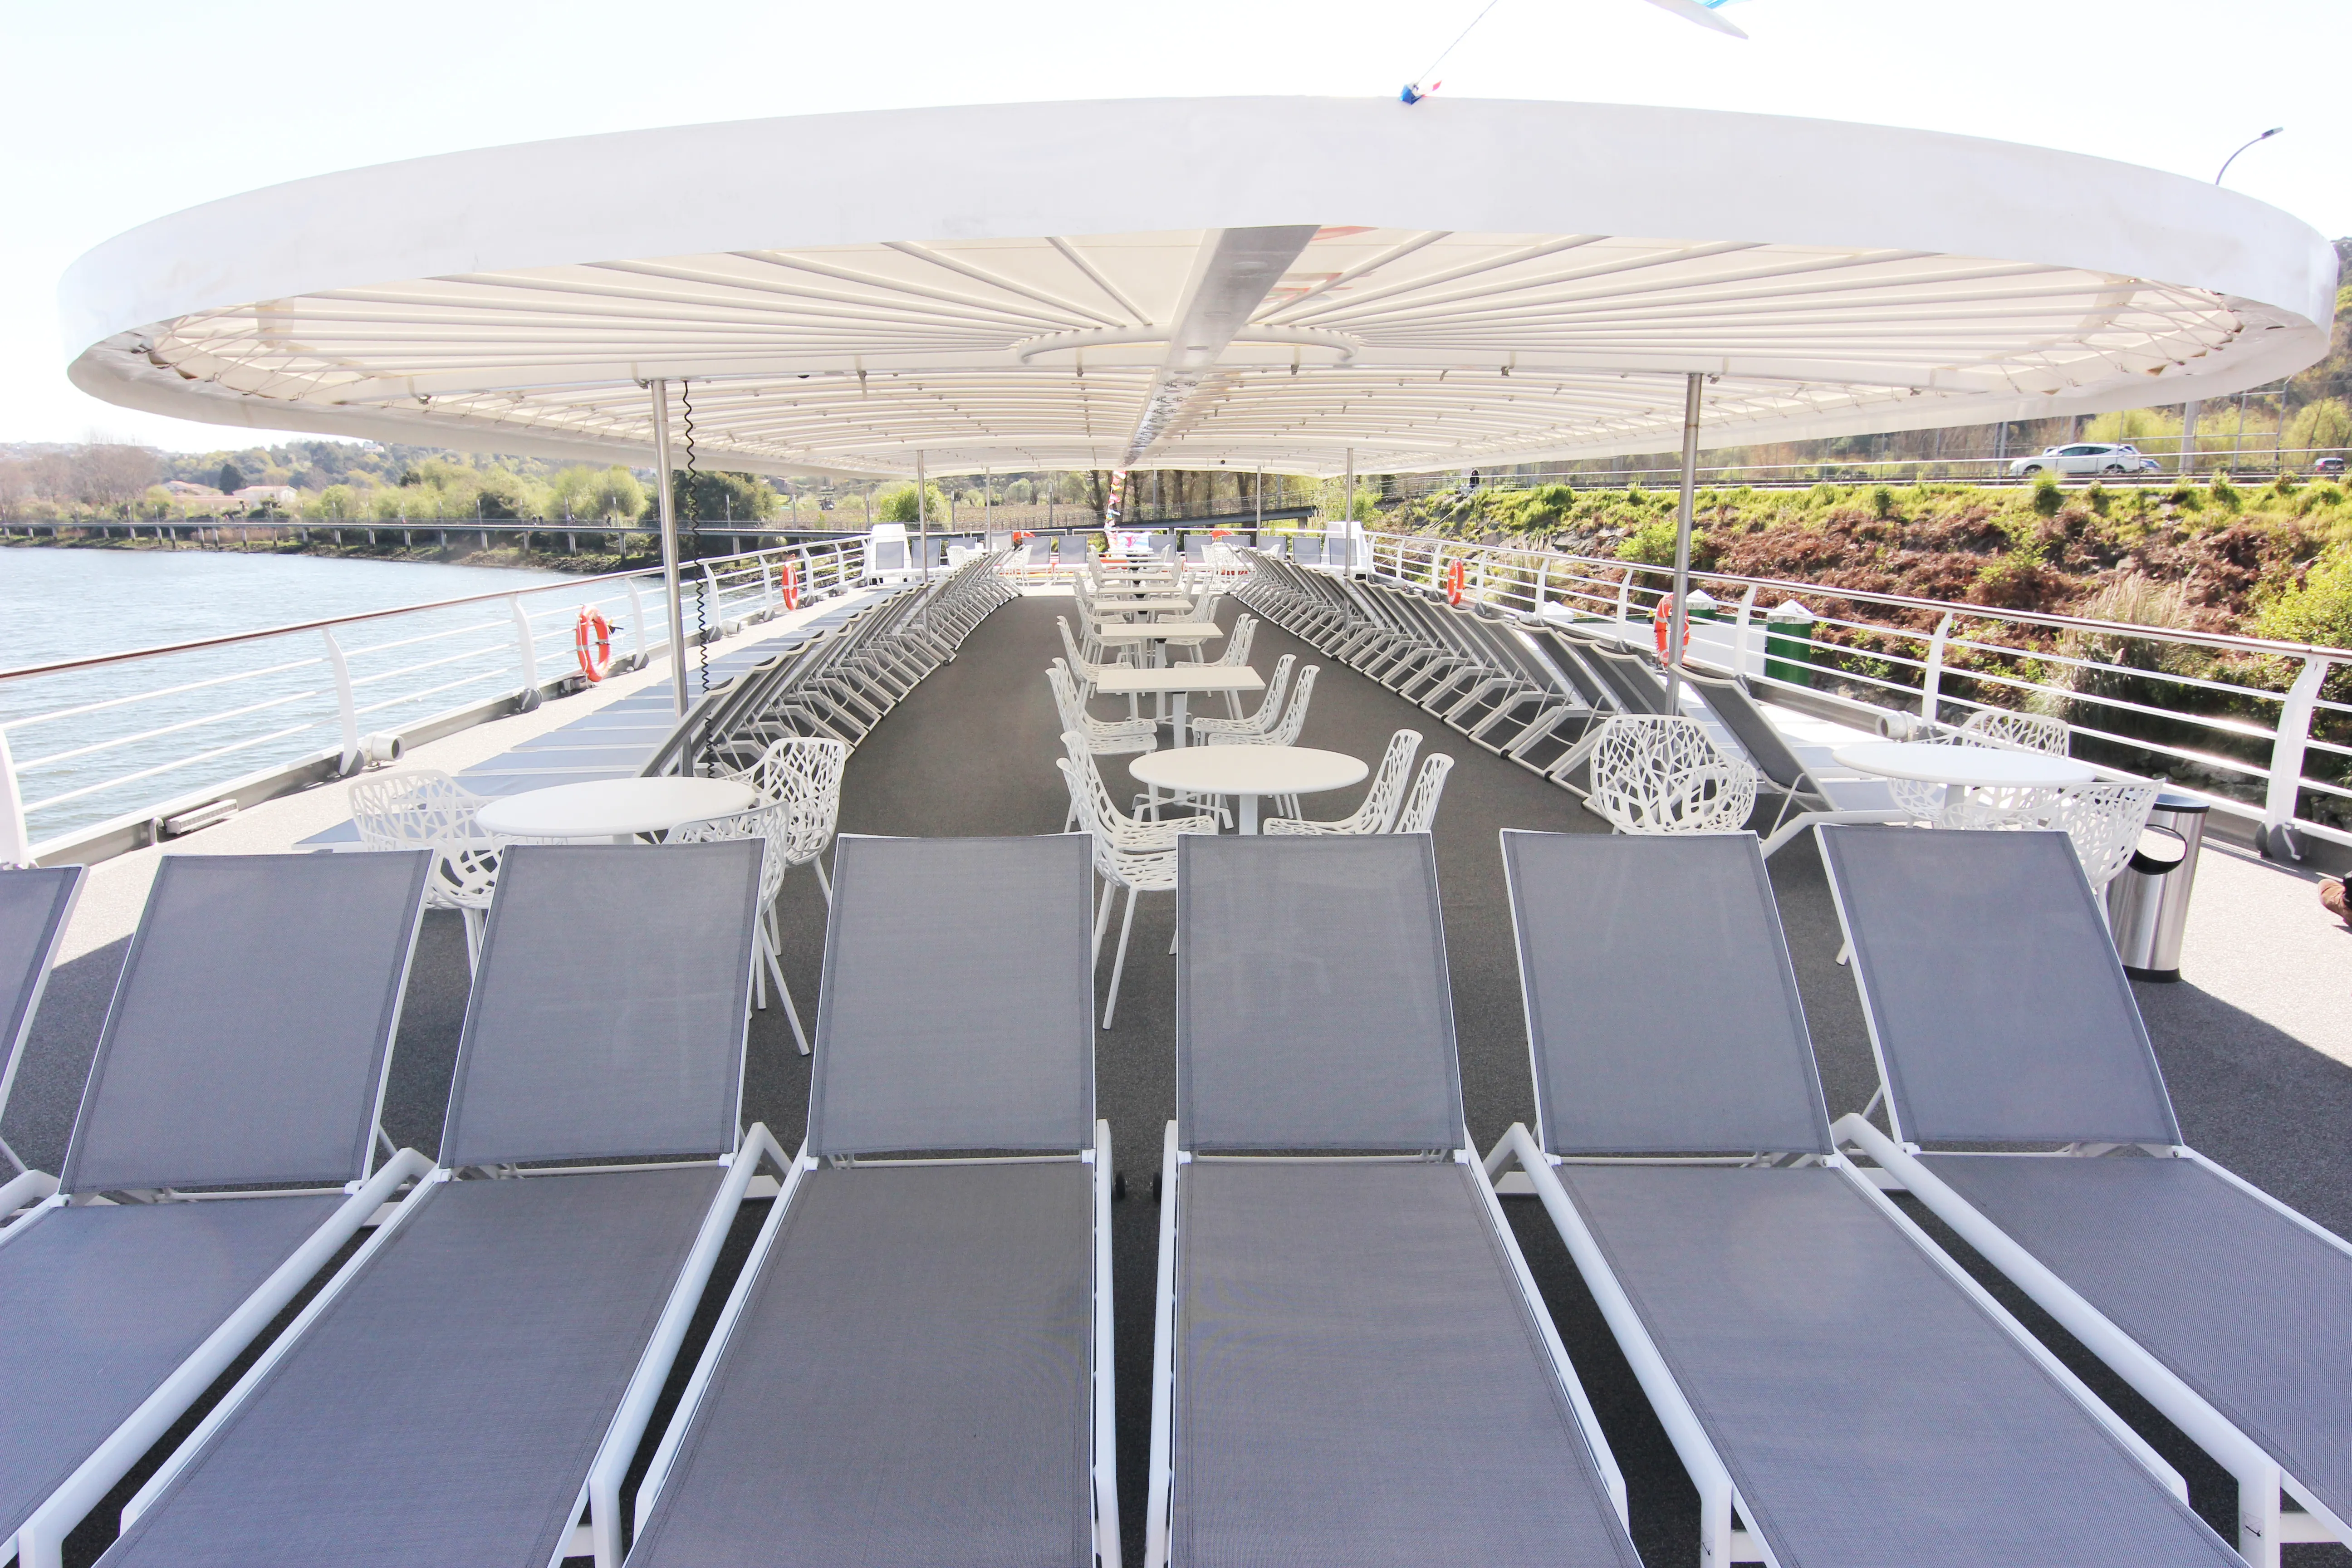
[[1652, 596, 1692, 657], [780, 558, 800, 611], [574, 608, 614, 681], [1445, 559, 1466, 606]]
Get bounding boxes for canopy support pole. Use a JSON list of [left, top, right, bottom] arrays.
[[916, 450, 930, 585], [649, 378, 689, 717], [1664, 372, 1703, 713]]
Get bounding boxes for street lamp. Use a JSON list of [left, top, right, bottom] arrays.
[[2215, 127, 2283, 186]]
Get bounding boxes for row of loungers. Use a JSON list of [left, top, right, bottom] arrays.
[[0, 825, 2347, 1566]]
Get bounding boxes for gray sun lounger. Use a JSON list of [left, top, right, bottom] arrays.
[[1145, 833, 1640, 1568], [0, 864, 84, 1215], [1674, 670, 1907, 852], [99, 840, 769, 1568], [1486, 829, 2239, 1568], [626, 833, 1115, 1568], [1819, 824, 2352, 1567], [2, 852, 432, 1568]]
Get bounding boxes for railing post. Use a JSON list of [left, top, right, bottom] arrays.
[[0, 729, 31, 867], [1615, 568, 1633, 629], [627, 578, 649, 664], [509, 596, 542, 711], [1921, 612, 1955, 724], [2263, 656, 2328, 860], [1731, 586, 1759, 676], [321, 629, 361, 776], [1476, 550, 1491, 603], [1428, 543, 1443, 592], [1530, 552, 1546, 614]]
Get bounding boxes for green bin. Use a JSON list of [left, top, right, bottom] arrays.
[[1764, 600, 1816, 686]]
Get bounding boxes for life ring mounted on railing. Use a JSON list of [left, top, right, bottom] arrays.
[[780, 558, 800, 612], [574, 608, 614, 682], [1445, 558, 1466, 606], [1652, 595, 1691, 657]]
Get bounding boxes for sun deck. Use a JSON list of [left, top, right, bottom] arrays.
[[7, 583, 2349, 1565]]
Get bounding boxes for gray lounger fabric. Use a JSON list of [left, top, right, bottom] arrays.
[[1174, 1161, 1639, 1568], [0, 866, 81, 1130], [1501, 831, 1828, 1155], [441, 841, 760, 1166], [1177, 835, 1461, 1151], [628, 1163, 1094, 1568], [1558, 1165, 2236, 1567], [1504, 830, 2234, 1566], [808, 834, 1094, 1155], [1818, 826, 2180, 1145], [103, 844, 762, 1567], [0, 1195, 343, 1545], [64, 851, 432, 1191], [1921, 1153, 2352, 1527], [103, 1167, 723, 1568]]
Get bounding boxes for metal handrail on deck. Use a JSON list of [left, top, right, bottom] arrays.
[[1354, 529, 2352, 858], [0, 535, 870, 867]]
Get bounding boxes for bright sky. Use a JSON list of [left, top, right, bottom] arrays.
[[4, 0, 2343, 451]]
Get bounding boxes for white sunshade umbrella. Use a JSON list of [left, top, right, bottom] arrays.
[[62, 98, 2337, 710]]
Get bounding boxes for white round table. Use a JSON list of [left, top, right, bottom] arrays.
[[1832, 741, 2095, 824], [474, 777, 757, 843], [1130, 745, 1367, 834]]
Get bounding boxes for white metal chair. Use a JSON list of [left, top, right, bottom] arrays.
[[1974, 780, 2163, 894], [1190, 654, 1294, 743], [1961, 707, 2071, 755], [724, 735, 849, 902], [1390, 752, 1455, 834], [1215, 665, 1319, 750], [1588, 715, 1759, 835], [670, 800, 813, 1054], [1049, 659, 1160, 830], [1265, 729, 1421, 836], [1205, 615, 1258, 715], [348, 768, 502, 967], [1056, 614, 1134, 713], [1057, 735, 1216, 1028]]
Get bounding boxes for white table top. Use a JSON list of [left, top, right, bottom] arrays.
[[1831, 741, 2097, 789], [475, 777, 756, 839], [1131, 745, 1367, 796], [1092, 665, 1265, 696], [1093, 622, 1222, 642], [1094, 598, 1200, 616]]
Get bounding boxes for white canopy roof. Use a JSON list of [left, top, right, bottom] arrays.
[[64, 98, 2337, 479]]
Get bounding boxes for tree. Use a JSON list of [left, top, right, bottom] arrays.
[[872, 482, 949, 524], [72, 443, 163, 510], [218, 460, 245, 493], [671, 469, 779, 524], [2287, 398, 2352, 457]]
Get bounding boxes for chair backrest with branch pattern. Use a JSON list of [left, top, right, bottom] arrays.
[[1589, 715, 1759, 835]]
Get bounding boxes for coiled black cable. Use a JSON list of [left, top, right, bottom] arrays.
[[681, 380, 710, 697]]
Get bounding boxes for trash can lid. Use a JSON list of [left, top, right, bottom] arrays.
[[2127, 824, 2190, 875], [2151, 789, 2209, 812]]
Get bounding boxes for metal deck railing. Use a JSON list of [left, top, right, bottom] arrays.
[[1352, 529, 2352, 857], [0, 537, 868, 865]]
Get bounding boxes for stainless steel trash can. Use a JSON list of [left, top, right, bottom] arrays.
[[2105, 790, 2210, 981]]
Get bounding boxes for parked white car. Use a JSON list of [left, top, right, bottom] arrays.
[[2007, 443, 2163, 477]]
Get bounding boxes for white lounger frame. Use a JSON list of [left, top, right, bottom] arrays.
[[4, 880, 427, 1568], [1483, 833, 2190, 1568], [109, 1127, 785, 1568], [1833, 1120, 2348, 1567], [1141, 1122, 1628, 1568], [1484, 1127, 2191, 1568], [0, 867, 83, 1222], [631, 1123, 1124, 1567], [1819, 832, 2351, 1568]]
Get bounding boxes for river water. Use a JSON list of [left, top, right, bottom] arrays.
[[1, 548, 576, 847]]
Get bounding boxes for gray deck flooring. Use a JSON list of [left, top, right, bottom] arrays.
[[11, 590, 2352, 1565]]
